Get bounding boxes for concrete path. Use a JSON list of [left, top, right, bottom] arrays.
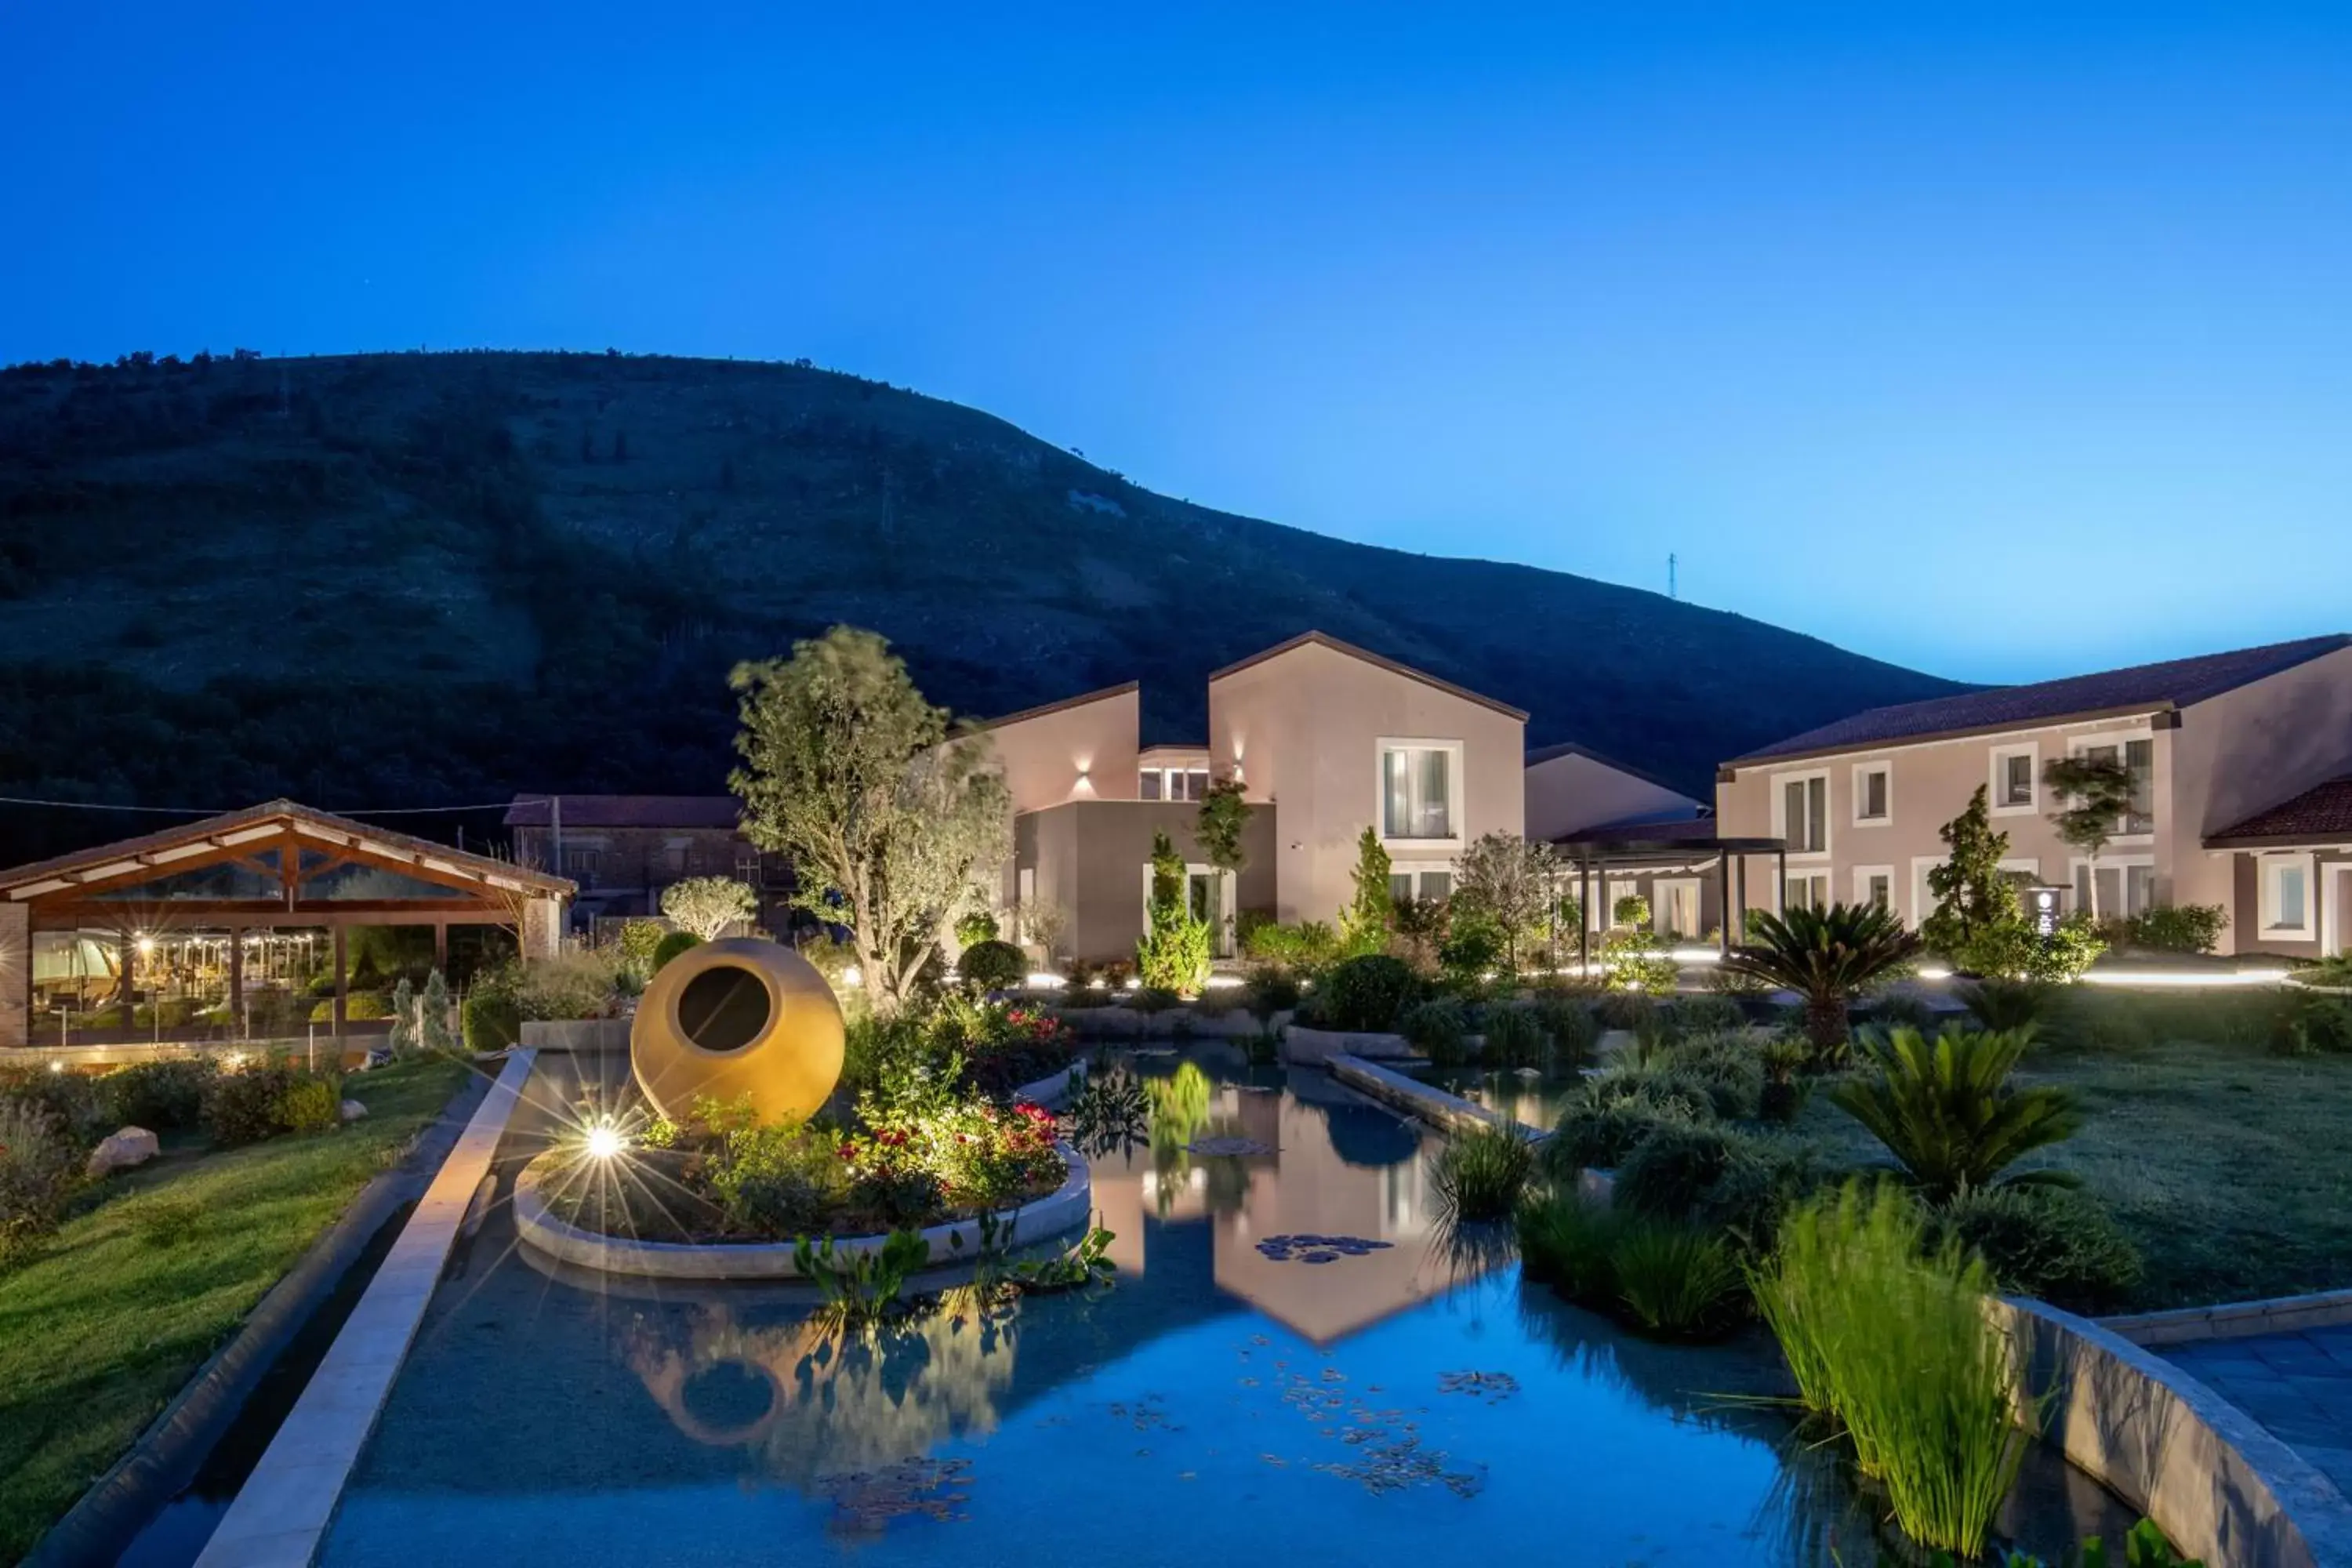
[[2164, 1327, 2352, 1497]]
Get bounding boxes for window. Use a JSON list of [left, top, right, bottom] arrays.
[[1990, 744, 2038, 814], [1656, 880, 1700, 939], [562, 845, 602, 882], [662, 840, 690, 877], [1388, 867, 1453, 904], [1783, 871, 1831, 913], [2071, 858, 2154, 920], [1138, 767, 1211, 802], [1139, 770, 1161, 800], [1853, 763, 1891, 826], [1380, 743, 1457, 841], [1776, 771, 1828, 855], [734, 853, 763, 885], [2071, 735, 2155, 834], [1854, 866, 1893, 912], [2261, 855, 2314, 938]]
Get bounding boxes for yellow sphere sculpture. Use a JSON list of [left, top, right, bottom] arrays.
[[631, 938, 845, 1124]]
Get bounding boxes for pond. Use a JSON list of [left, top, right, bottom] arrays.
[[314, 1045, 2133, 1566], [1425, 1062, 1589, 1133]]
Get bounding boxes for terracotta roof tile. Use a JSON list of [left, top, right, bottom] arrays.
[[2209, 776, 2352, 847]]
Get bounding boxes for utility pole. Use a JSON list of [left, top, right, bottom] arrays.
[[1668, 553, 1678, 601]]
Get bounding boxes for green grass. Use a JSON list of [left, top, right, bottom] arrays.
[[0, 1054, 473, 1563], [1793, 1033, 2352, 1311]]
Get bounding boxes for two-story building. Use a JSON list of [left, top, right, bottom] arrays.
[[1714, 634, 2352, 957], [981, 632, 1527, 963]]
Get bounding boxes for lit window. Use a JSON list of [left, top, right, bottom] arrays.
[[1864, 873, 1890, 909], [1381, 746, 1454, 840], [1991, 746, 2038, 811], [1783, 872, 1830, 912], [2262, 856, 2313, 937]]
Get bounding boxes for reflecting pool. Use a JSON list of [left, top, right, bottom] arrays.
[[317, 1046, 2132, 1566]]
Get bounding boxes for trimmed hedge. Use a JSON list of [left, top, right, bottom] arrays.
[[462, 990, 523, 1053]]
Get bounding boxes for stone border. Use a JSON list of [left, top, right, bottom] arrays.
[[1011, 1061, 1081, 1108], [1325, 1053, 1542, 1139], [1279, 1025, 1418, 1065], [1994, 1297, 2352, 1568], [2106, 1287, 2352, 1348], [511, 1143, 1092, 1280], [191, 1049, 537, 1568]]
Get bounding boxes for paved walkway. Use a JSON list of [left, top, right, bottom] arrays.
[[2163, 1326, 2352, 1497]]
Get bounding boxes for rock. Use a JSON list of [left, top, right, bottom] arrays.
[[339, 1099, 368, 1123], [87, 1127, 160, 1177]]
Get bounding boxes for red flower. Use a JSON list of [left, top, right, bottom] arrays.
[[837, 1142, 858, 1161]]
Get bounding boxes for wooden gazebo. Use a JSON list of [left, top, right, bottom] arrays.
[[0, 800, 572, 1049]]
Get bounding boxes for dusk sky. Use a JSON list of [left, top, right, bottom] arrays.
[[10, 2, 2350, 686]]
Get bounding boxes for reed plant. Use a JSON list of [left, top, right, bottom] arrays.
[[1750, 1180, 2033, 1558], [1609, 1216, 1744, 1338], [1431, 1120, 1538, 1222]]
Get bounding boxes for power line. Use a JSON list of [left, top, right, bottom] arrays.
[[0, 793, 523, 816]]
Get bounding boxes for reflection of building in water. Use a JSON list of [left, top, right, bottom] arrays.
[[1086, 1065, 1505, 1345], [626, 1294, 1018, 1480]]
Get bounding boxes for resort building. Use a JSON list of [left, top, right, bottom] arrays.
[[1713, 634, 2352, 956], [982, 632, 1527, 963], [1521, 742, 1754, 946], [503, 795, 789, 935]]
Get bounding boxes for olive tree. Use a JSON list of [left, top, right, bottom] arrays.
[[729, 626, 1011, 1016], [1450, 831, 1563, 971], [2042, 753, 2138, 920], [659, 876, 757, 942]]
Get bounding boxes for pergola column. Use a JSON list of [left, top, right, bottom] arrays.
[[332, 926, 348, 1041], [433, 920, 449, 974], [0, 902, 27, 1050], [1577, 856, 1592, 973], [228, 924, 245, 1040], [1718, 855, 1732, 956]]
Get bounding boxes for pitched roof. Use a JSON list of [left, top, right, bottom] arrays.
[[0, 799, 574, 896], [1731, 635, 2352, 766], [969, 681, 1139, 732], [503, 795, 741, 831], [1524, 739, 1701, 803], [1207, 631, 1530, 722], [2208, 776, 2352, 848]]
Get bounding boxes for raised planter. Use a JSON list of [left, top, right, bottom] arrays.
[[512, 1144, 1093, 1280], [2104, 1286, 2352, 1348], [517, 1018, 630, 1053], [1993, 1297, 2352, 1568], [1010, 1061, 1083, 1109]]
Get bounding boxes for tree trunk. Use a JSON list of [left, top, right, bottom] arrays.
[[2085, 852, 2100, 921], [1805, 991, 1851, 1064]]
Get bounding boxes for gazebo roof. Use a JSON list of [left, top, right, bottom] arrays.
[[0, 799, 572, 924]]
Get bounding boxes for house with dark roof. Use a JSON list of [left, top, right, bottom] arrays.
[[972, 632, 1526, 963], [502, 795, 788, 932], [1713, 634, 2352, 956]]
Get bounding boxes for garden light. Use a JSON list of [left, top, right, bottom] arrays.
[[585, 1122, 627, 1160]]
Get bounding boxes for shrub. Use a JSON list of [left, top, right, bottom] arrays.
[[2116, 903, 2227, 955], [1757, 1035, 1810, 1123], [1515, 1189, 1619, 1298], [204, 1062, 342, 1146], [1600, 929, 1679, 993], [1312, 954, 1420, 1033], [0, 1101, 82, 1264], [702, 1116, 850, 1236], [1591, 1063, 1725, 1125], [277, 1076, 343, 1135], [954, 909, 1000, 947], [1436, 912, 1505, 989], [1830, 1026, 2085, 1201], [1530, 996, 1598, 1066], [1242, 964, 1301, 1018], [0, 1067, 107, 1146], [1130, 985, 1181, 1014], [848, 1163, 947, 1227], [958, 938, 1026, 993], [1751, 1182, 2026, 1557], [1869, 993, 1936, 1033], [1429, 1122, 1537, 1221], [1610, 1217, 1745, 1338], [1242, 919, 1342, 972], [462, 989, 522, 1052], [1399, 998, 1472, 1066], [1594, 990, 1657, 1033], [1481, 1005, 1548, 1069], [2274, 994, 2352, 1057], [1613, 1122, 1753, 1222], [1929, 1184, 2143, 1312], [1661, 993, 1746, 1039], [1650, 1029, 1765, 1119], [1546, 1080, 1703, 1173], [652, 930, 702, 971], [1958, 977, 2055, 1035], [100, 1058, 216, 1131]]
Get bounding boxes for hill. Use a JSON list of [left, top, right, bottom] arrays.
[[0, 350, 1959, 860]]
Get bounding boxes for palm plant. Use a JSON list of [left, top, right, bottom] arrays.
[[1828, 1025, 2084, 1202], [1723, 902, 1921, 1061]]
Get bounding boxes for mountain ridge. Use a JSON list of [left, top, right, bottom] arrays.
[[0, 348, 1962, 860]]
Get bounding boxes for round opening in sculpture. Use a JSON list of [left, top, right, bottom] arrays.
[[630, 937, 845, 1124]]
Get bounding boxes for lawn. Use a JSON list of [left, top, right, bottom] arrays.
[[0, 1054, 474, 1563], [1792, 1025, 2352, 1314]]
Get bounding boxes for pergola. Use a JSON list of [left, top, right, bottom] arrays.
[[0, 800, 572, 1050], [1551, 818, 1788, 967]]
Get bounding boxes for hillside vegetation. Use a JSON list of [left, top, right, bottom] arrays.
[[0, 350, 1956, 860]]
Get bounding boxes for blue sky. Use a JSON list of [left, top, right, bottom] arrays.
[[9, 2, 2350, 684]]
